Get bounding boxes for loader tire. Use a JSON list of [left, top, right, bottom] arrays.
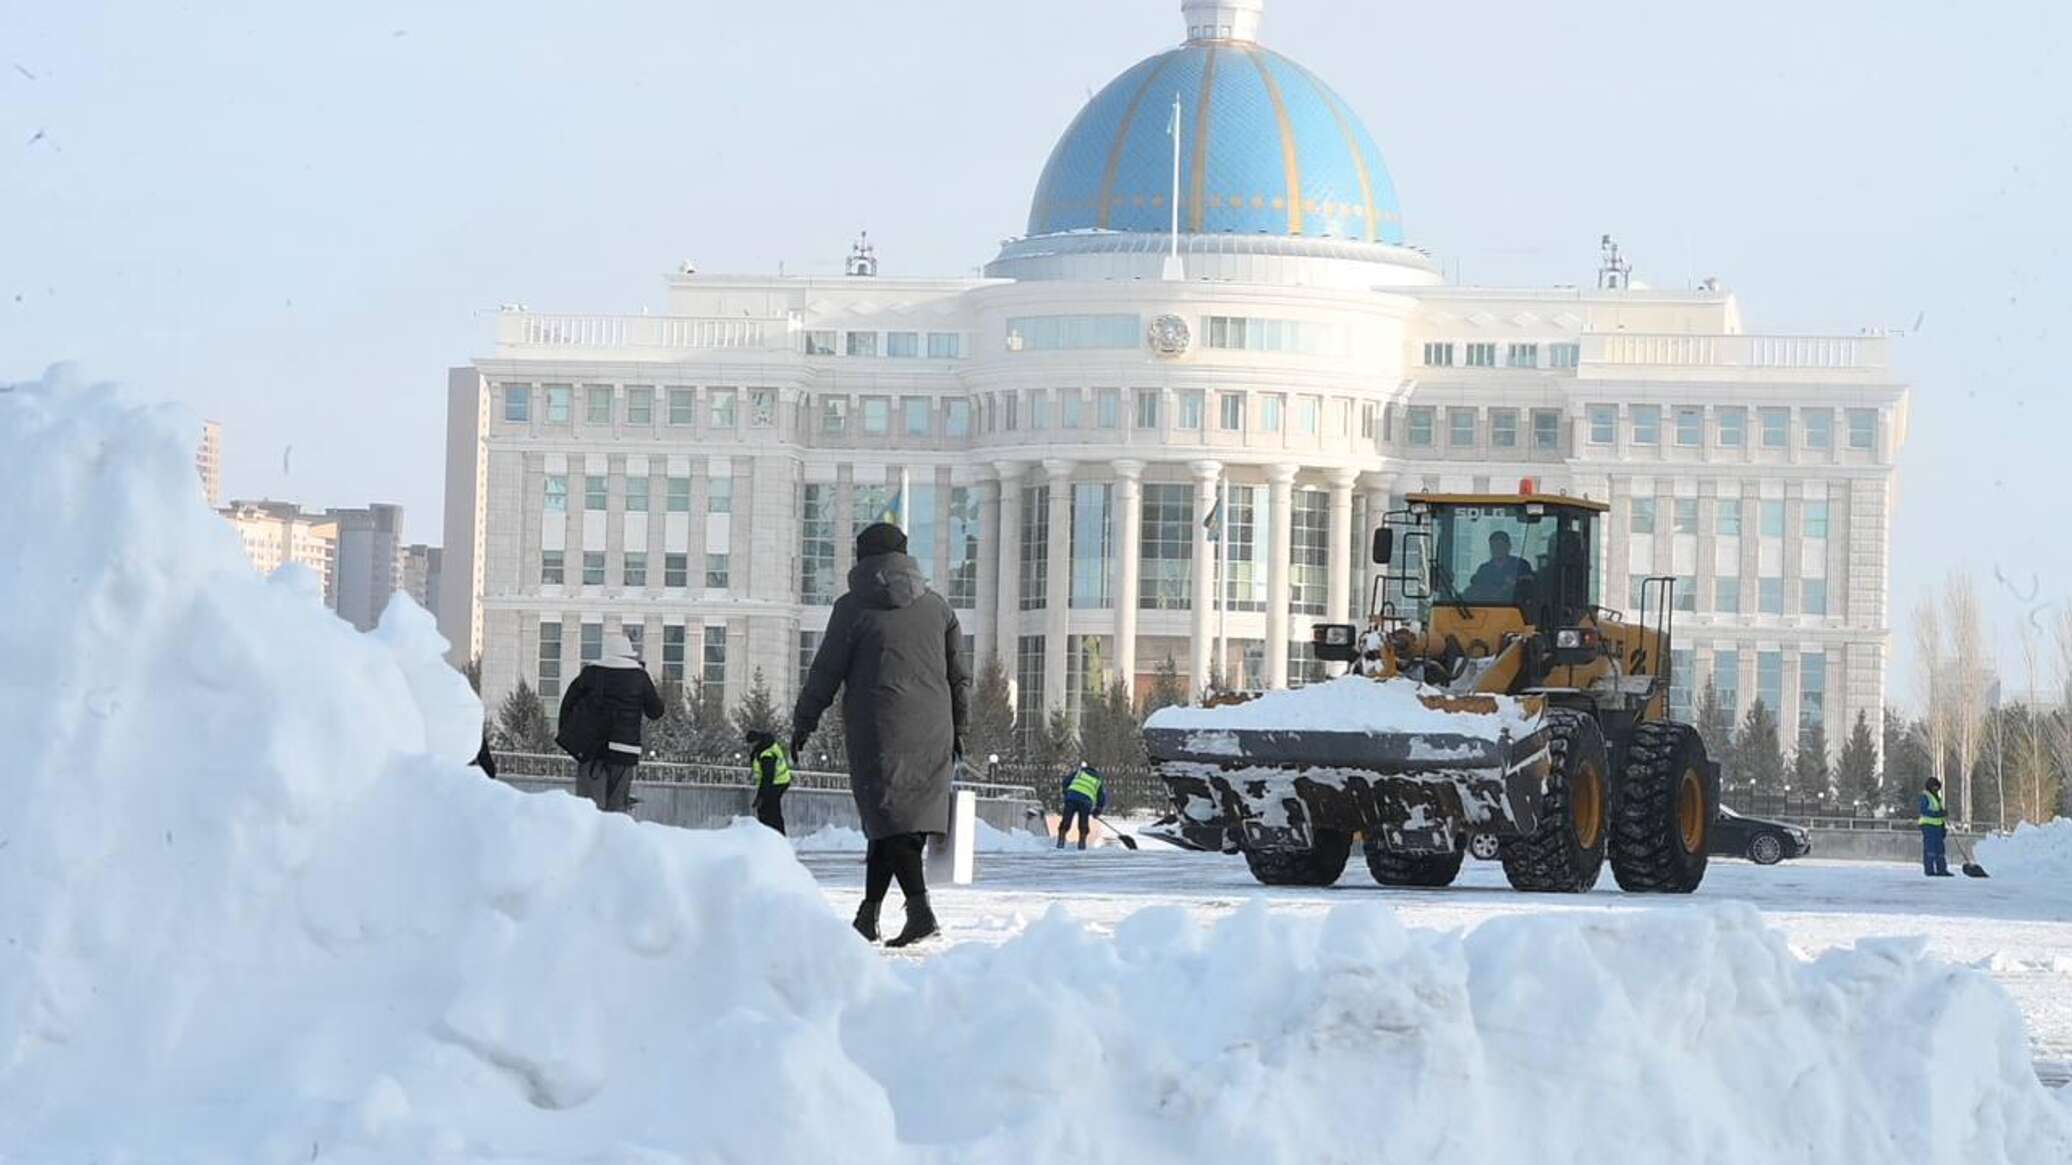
[[1242, 829, 1351, 886], [1365, 844, 1465, 888], [1610, 720, 1713, 893], [1500, 710, 1609, 893]]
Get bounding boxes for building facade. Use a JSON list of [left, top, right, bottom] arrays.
[[196, 420, 222, 507], [223, 500, 337, 601], [402, 543, 443, 621], [442, 0, 1908, 754], [328, 504, 405, 632]]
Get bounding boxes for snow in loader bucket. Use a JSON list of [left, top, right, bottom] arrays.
[[1143, 677, 1551, 854]]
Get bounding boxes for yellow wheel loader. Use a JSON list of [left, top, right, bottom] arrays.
[[1144, 488, 1717, 893]]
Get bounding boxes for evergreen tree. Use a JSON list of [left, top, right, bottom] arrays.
[[730, 668, 783, 740], [811, 699, 851, 769], [644, 678, 698, 762], [1696, 681, 1737, 789], [1792, 722, 1832, 807], [1837, 709, 1880, 811], [1736, 699, 1786, 797], [689, 680, 731, 758], [966, 654, 1017, 767], [493, 678, 555, 753], [1881, 707, 1932, 815], [1081, 681, 1146, 773], [460, 657, 483, 694], [1142, 654, 1188, 718], [1034, 705, 1079, 774]]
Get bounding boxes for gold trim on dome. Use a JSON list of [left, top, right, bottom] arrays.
[[1287, 58, 1378, 243], [1246, 47, 1304, 235], [1188, 46, 1219, 233], [1095, 53, 1176, 231]]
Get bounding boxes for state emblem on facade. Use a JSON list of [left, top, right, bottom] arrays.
[[1147, 313, 1191, 357]]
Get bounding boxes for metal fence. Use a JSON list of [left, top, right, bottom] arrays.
[[491, 751, 1041, 805], [983, 762, 1170, 814]]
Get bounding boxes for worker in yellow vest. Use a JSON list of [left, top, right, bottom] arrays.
[[1918, 777, 1951, 877], [1057, 762, 1108, 850], [746, 729, 793, 836]]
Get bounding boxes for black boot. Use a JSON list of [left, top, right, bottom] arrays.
[[884, 895, 939, 948], [852, 899, 882, 942]]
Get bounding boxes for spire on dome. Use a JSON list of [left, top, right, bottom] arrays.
[[1181, 0, 1263, 43]]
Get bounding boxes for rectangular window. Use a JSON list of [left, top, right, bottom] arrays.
[[1069, 483, 1112, 609], [537, 621, 562, 699], [1718, 407, 1745, 447], [1297, 396, 1319, 435], [947, 487, 980, 608], [624, 552, 647, 588], [1291, 489, 1329, 616], [1676, 407, 1702, 447], [862, 398, 890, 435], [885, 331, 919, 359], [707, 389, 737, 430], [582, 551, 605, 586], [1631, 497, 1656, 534], [846, 332, 879, 357], [1674, 498, 1698, 534], [1715, 577, 1740, 613], [1587, 405, 1616, 444], [926, 332, 962, 359], [1020, 485, 1049, 610], [1532, 409, 1560, 450], [1001, 393, 1019, 431], [1803, 578, 1829, 616], [1549, 342, 1580, 369], [1180, 391, 1204, 429], [626, 386, 654, 425], [1714, 651, 1741, 716], [1060, 388, 1083, 429], [544, 475, 567, 512], [945, 399, 972, 438], [1670, 647, 1695, 720], [669, 388, 695, 425], [1717, 498, 1743, 537], [1759, 577, 1784, 615], [1448, 408, 1475, 447], [1847, 408, 1876, 451], [1805, 410, 1833, 450], [544, 385, 571, 423], [1222, 486, 1268, 613], [796, 631, 821, 693], [625, 475, 649, 513], [705, 553, 730, 589], [667, 477, 690, 513], [503, 384, 530, 423], [1220, 393, 1245, 432], [703, 627, 727, 689], [664, 553, 688, 589], [1628, 574, 1647, 610], [1465, 342, 1497, 368], [1423, 342, 1455, 367], [800, 484, 836, 604], [1760, 408, 1789, 448], [706, 476, 732, 515], [1016, 636, 1046, 742], [1507, 343, 1539, 368], [584, 475, 607, 511], [903, 397, 931, 437], [585, 386, 612, 425], [1140, 483, 1193, 610], [662, 625, 686, 683], [821, 397, 848, 434], [1096, 387, 1120, 430], [1202, 316, 1344, 354], [1799, 652, 1827, 736], [1025, 390, 1049, 431], [1757, 650, 1783, 714], [1632, 405, 1660, 445], [1760, 500, 1785, 537], [1490, 409, 1518, 448], [1805, 500, 1830, 539], [1135, 388, 1160, 430], [1262, 395, 1284, 434], [804, 330, 837, 356], [1406, 406, 1434, 447], [749, 388, 775, 428], [1006, 314, 1140, 351], [540, 550, 564, 586], [1674, 580, 1696, 613]]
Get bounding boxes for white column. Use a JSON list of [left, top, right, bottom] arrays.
[[1327, 467, 1359, 657], [994, 462, 1025, 679], [976, 476, 1002, 667], [1189, 459, 1222, 694], [1265, 465, 1296, 689], [1360, 472, 1394, 615], [1113, 460, 1145, 694], [1043, 459, 1074, 715]]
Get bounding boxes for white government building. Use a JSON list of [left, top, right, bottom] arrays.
[[441, 0, 1908, 754]]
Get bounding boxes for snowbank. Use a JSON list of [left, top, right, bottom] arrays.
[[794, 821, 1052, 854], [3, 368, 2069, 1163], [1145, 674, 1539, 738], [1978, 818, 2072, 885]]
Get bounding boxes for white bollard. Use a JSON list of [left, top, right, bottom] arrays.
[[928, 789, 978, 886]]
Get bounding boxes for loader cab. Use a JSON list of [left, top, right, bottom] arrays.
[[1413, 493, 1603, 627]]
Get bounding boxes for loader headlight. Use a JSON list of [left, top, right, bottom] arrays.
[[1320, 625, 1354, 646], [1556, 629, 1583, 649]]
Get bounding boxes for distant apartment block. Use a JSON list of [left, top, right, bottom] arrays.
[[196, 420, 222, 506], [402, 543, 443, 620], [327, 504, 405, 631], [222, 500, 337, 603]]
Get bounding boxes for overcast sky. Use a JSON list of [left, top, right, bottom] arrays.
[[5, 0, 2068, 704]]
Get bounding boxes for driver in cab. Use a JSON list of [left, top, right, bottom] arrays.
[[1464, 530, 1533, 602]]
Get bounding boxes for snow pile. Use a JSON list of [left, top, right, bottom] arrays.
[[1978, 818, 2072, 885], [1145, 674, 1539, 739], [3, 369, 2070, 1163], [794, 820, 1052, 854]]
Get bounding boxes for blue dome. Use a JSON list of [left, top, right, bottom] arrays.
[[1026, 41, 1404, 245]]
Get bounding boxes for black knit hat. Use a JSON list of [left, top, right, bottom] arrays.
[[855, 521, 908, 559]]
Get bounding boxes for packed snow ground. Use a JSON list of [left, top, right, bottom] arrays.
[[1981, 818, 2072, 888], [5, 371, 2071, 1163]]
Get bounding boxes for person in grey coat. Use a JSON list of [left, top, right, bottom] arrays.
[[556, 631, 664, 812], [793, 522, 971, 948]]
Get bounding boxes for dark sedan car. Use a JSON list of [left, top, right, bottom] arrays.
[[1710, 806, 1812, 865]]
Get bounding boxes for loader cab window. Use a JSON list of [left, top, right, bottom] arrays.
[[1428, 504, 1593, 613]]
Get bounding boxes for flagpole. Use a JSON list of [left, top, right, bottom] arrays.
[[897, 466, 911, 530], [1163, 93, 1183, 281], [1217, 478, 1230, 690]]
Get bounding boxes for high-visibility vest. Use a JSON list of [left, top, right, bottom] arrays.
[[756, 743, 793, 788], [1918, 790, 1946, 828], [1067, 766, 1102, 802]]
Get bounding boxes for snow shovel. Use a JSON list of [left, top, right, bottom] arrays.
[[1094, 816, 1139, 851], [1956, 840, 1989, 878]]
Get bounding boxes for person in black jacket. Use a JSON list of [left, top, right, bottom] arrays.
[[793, 522, 970, 948], [556, 631, 665, 813]]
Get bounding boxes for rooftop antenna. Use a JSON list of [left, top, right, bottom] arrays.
[[1597, 234, 1631, 290], [1163, 93, 1184, 280], [847, 231, 878, 277]]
